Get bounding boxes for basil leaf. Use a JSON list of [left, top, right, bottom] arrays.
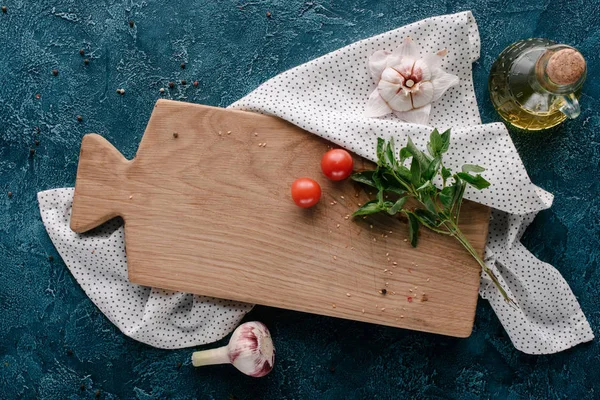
[[351, 171, 376, 187], [399, 147, 411, 163], [461, 164, 486, 174], [376, 138, 385, 165], [415, 208, 439, 227], [439, 186, 456, 208], [387, 196, 407, 215], [428, 128, 442, 157], [416, 180, 432, 192], [352, 200, 382, 216], [441, 166, 452, 181], [406, 212, 420, 247], [451, 178, 465, 207], [385, 138, 397, 168], [410, 157, 421, 186], [395, 165, 412, 182], [423, 196, 438, 214], [424, 156, 441, 181], [456, 172, 490, 190], [440, 129, 451, 153], [407, 136, 430, 170]]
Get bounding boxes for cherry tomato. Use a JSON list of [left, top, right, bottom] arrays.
[[321, 149, 354, 181], [291, 178, 321, 208]]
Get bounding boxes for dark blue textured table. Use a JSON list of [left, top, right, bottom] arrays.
[[1, 1, 598, 398]]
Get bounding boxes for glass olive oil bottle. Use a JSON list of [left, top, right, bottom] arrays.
[[489, 38, 586, 130]]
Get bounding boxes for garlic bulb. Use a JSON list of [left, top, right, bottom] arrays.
[[365, 37, 459, 125], [191, 321, 275, 377]]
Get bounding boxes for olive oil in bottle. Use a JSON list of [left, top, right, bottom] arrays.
[[489, 38, 586, 130]]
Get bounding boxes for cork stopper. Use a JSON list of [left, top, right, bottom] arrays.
[[546, 49, 585, 85]]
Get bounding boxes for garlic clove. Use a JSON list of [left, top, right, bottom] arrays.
[[411, 81, 434, 108], [377, 79, 403, 102], [430, 69, 460, 102], [394, 103, 432, 125], [380, 67, 405, 85], [365, 88, 393, 117], [389, 57, 415, 79], [385, 87, 413, 112], [368, 50, 391, 81], [412, 59, 432, 82], [387, 37, 420, 66]]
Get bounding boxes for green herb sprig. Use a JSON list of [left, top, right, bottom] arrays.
[[352, 129, 513, 303]]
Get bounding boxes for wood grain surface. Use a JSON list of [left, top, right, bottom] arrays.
[[70, 99, 490, 338]]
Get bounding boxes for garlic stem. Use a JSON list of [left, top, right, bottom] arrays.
[[191, 346, 230, 367]]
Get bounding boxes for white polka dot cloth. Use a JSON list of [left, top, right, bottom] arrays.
[[38, 11, 593, 353]]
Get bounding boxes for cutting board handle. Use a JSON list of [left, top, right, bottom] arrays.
[[70, 133, 131, 233]]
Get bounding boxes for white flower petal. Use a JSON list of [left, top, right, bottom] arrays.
[[431, 70, 460, 102], [365, 88, 392, 118], [380, 67, 405, 85], [368, 50, 390, 81], [411, 81, 434, 108], [394, 103, 432, 125], [377, 79, 403, 102], [386, 89, 413, 112], [412, 59, 431, 82]]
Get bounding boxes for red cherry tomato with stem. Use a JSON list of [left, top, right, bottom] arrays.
[[321, 149, 354, 181], [291, 178, 321, 208]]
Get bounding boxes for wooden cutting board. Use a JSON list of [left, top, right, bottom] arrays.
[[70, 99, 489, 338]]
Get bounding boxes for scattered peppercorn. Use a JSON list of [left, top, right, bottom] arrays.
[[35, 94, 40, 99], [159, 87, 165, 93], [168, 81, 175, 88], [79, 49, 85, 56], [66, 349, 73, 356], [173, 132, 178, 138], [266, 11, 271, 17], [1, 6, 6, 13], [7, 191, 12, 198], [95, 389, 101, 398], [77, 115, 83, 122], [176, 362, 182, 369], [128, 20, 134, 27], [116, 88, 125, 95], [329, 366, 335, 373], [380, 288, 387, 295], [193, 80, 199, 87], [83, 58, 89, 65], [48, 255, 54, 262], [51, 69, 58, 76], [181, 79, 187, 85], [180, 63, 186, 69], [29, 148, 35, 156], [80, 384, 86, 391], [34, 140, 40, 146]]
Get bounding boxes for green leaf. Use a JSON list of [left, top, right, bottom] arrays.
[[395, 165, 412, 182], [385, 138, 397, 168], [351, 171, 376, 187], [384, 185, 406, 196], [372, 169, 383, 190], [352, 200, 382, 217], [415, 208, 439, 227], [416, 180, 433, 192], [406, 212, 420, 247], [441, 167, 452, 181], [399, 147, 411, 163], [387, 197, 408, 215], [410, 158, 421, 186], [457, 172, 490, 190], [439, 186, 456, 208], [377, 188, 384, 206], [376, 138, 385, 165], [461, 164, 486, 174], [423, 196, 438, 214], [424, 156, 441, 181], [428, 128, 443, 157], [440, 129, 451, 153], [406, 136, 430, 170]]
